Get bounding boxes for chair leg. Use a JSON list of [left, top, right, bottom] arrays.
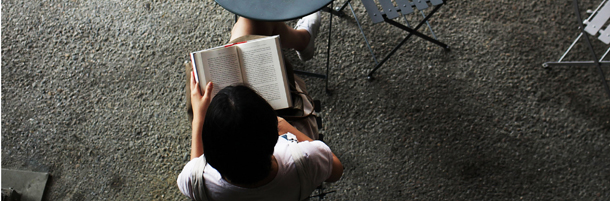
[[420, 11, 438, 40], [321, 0, 352, 17], [543, 61, 610, 67], [367, 4, 449, 80], [296, 1, 340, 94], [554, 33, 584, 66], [325, 1, 333, 94], [384, 12, 449, 49], [572, 0, 610, 98], [583, 37, 610, 99], [367, 30, 415, 80], [349, 2, 379, 65], [334, 0, 352, 15]]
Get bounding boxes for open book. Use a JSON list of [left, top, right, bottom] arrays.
[[190, 35, 292, 110]]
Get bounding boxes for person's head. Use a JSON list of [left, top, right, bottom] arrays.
[[202, 85, 278, 184]]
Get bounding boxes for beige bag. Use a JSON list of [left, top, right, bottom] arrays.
[[276, 76, 320, 140]]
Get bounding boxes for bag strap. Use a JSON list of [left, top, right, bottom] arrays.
[[285, 133, 312, 201], [282, 83, 317, 121], [190, 156, 210, 201]]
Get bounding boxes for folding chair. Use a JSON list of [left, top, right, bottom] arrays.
[[348, 0, 450, 79], [543, 0, 610, 98]]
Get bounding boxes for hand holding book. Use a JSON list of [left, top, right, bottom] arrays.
[[189, 71, 214, 160], [190, 70, 214, 123], [190, 35, 292, 110]]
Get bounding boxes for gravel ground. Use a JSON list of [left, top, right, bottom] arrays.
[[2, 0, 610, 200]]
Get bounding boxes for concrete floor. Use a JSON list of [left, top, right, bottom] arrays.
[[2, 0, 610, 200]]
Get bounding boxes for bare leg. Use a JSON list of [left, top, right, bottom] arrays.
[[230, 17, 310, 51]]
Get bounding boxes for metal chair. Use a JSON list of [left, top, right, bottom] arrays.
[[349, 0, 450, 79], [543, 0, 610, 99]]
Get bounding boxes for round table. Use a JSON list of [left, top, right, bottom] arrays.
[[215, 0, 332, 21]]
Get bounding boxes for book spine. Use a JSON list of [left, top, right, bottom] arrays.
[[190, 53, 200, 83], [223, 41, 247, 48]]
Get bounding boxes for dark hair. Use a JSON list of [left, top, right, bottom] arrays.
[[202, 85, 278, 184]]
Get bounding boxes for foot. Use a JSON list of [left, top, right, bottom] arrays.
[[295, 11, 321, 62]]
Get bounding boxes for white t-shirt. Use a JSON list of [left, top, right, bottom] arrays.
[[177, 134, 334, 200]]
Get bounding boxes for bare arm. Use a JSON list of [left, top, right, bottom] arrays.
[[191, 117, 204, 160], [277, 117, 344, 182], [190, 71, 214, 160]]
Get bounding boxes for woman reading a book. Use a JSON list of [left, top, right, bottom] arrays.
[[177, 12, 343, 200]]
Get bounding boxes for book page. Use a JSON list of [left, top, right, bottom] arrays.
[[235, 36, 292, 110], [192, 46, 244, 97]]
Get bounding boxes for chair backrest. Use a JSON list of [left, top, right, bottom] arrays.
[[361, 0, 444, 23], [585, 0, 610, 44]]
